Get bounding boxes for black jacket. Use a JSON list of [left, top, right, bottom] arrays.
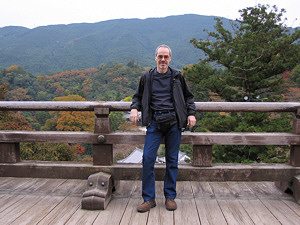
[[130, 67, 196, 128]]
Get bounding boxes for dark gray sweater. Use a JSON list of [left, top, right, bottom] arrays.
[[151, 68, 174, 112]]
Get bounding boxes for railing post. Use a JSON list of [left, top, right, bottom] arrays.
[[289, 110, 300, 204], [193, 145, 212, 167], [93, 106, 113, 165], [0, 143, 20, 163], [291, 110, 300, 167]]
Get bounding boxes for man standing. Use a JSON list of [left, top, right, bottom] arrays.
[[130, 44, 196, 212]]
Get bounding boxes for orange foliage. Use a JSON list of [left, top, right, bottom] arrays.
[[53, 95, 95, 131], [112, 77, 122, 82], [83, 87, 91, 93], [47, 68, 98, 81], [78, 73, 87, 79], [7, 65, 24, 72], [53, 82, 60, 88], [209, 91, 224, 102], [83, 78, 93, 86], [9, 88, 32, 101], [56, 111, 94, 131], [0, 111, 33, 131], [118, 122, 140, 132], [55, 88, 65, 96]]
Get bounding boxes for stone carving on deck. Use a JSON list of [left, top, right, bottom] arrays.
[[81, 172, 113, 210]]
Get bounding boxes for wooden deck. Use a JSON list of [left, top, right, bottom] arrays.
[[0, 177, 300, 224]]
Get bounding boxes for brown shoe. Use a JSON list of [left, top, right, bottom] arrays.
[[137, 200, 156, 213], [165, 198, 177, 211]]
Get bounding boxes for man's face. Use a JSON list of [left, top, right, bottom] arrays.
[[155, 47, 171, 73]]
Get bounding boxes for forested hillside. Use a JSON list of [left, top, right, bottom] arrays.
[[0, 62, 144, 102], [0, 14, 223, 74], [0, 62, 145, 138]]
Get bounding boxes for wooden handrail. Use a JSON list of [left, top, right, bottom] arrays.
[[1, 131, 299, 145], [0, 101, 300, 113]]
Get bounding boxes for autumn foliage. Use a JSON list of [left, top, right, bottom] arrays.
[[42, 95, 95, 132], [0, 111, 33, 131], [0, 82, 33, 130], [21, 143, 85, 161]]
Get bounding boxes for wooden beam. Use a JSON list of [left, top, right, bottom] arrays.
[[0, 101, 300, 113], [1, 131, 300, 145], [193, 145, 212, 167], [101, 132, 300, 145], [94, 106, 111, 133], [0, 143, 20, 163], [0, 161, 299, 182], [290, 145, 300, 167], [0, 131, 98, 144], [93, 144, 113, 166], [293, 118, 300, 134]]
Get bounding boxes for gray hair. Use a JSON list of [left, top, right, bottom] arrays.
[[155, 44, 172, 57]]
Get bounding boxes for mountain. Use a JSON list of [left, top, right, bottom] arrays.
[[0, 14, 226, 75]]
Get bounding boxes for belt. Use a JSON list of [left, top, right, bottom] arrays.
[[154, 110, 175, 114]]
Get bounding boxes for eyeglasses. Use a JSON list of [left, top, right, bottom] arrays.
[[157, 55, 170, 59]]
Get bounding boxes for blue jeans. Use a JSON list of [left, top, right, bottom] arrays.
[[142, 119, 182, 201]]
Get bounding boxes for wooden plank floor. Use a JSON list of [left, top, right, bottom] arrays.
[[0, 177, 300, 224]]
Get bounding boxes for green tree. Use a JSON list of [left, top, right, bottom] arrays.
[[189, 4, 299, 102], [109, 112, 126, 132], [185, 4, 299, 163]]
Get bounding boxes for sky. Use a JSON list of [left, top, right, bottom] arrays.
[[0, 0, 299, 29]]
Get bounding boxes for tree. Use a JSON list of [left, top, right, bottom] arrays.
[[189, 4, 299, 102], [53, 95, 95, 131], [0, 82, 32, 130], [9, 88, 32, 101], [6, 65, 26, 74], [0, 82, 10, 100], [184, 4, 299, 163], [1, 66, 39, 100]]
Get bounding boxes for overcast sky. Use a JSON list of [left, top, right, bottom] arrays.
[[0, 0, 299, 29]]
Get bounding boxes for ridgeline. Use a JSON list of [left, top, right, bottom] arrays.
[[0, 14, 227, 75]]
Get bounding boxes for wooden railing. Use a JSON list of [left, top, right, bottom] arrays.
[[1, 101, 300, 165], [1, 101, 300, 198]]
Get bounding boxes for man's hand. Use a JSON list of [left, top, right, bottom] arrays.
[[130, 109, 139, 124], [187, 115, 196, 129]]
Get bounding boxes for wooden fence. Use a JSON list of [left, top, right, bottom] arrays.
[[0, 101, 300, 201]]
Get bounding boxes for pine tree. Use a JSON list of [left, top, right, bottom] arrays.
[[184, 4, 299, 163], [188, 4, 299, 102]]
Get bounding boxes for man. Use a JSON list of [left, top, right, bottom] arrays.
[[130, 44, 196, 212]]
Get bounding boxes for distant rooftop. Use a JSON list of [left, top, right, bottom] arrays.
[[117, 147, 190, 164]]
